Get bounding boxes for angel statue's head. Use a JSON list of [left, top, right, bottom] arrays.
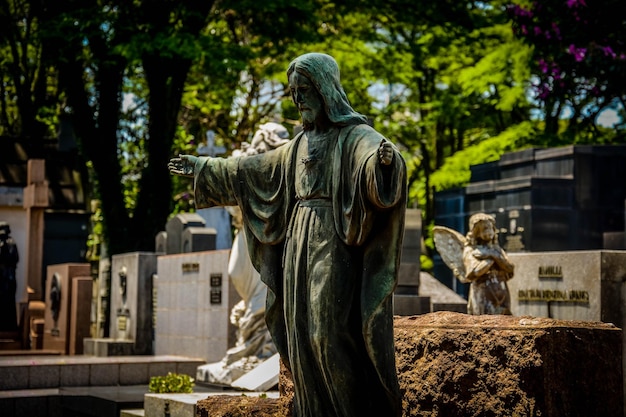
[[467, 213, 498, 246]]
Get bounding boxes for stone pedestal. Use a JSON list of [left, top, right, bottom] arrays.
[[43, 263, 92, 354], [197, 312, 623, 417]]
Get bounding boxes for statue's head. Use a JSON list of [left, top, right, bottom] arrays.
[[248, 122, 290, 154], [467, 213, 498, 245], [469, 213, 495, 232], [287, 53, 367, 127], [0, 221, 9, 239]]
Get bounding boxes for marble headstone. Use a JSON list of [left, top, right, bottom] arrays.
[[155, 250, 239, 362]]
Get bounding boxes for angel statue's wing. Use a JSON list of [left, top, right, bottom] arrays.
[[433, 225, 468, 282]]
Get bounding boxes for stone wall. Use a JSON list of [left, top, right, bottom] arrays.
[[197, 312, 623, 417]]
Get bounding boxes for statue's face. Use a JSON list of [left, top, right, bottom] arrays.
[[475, 220, 495, 242], [289, 71, 323, 127]]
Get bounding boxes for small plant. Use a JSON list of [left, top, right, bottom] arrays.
[[148, 372, 194, 393]]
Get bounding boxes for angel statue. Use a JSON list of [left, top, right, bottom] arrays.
[[433, 213, 515, 315]]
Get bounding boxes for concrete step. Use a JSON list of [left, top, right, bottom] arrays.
[[0, 354, 205, 391]]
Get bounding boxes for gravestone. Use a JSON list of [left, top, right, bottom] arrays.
[[109, 252, 157, 353], [507, 250, 626, 322], [195, 208, 233, 250], [155, 250, 239, 362], [84, 252, 157, 356], [155, 231, 167, 254], [181, 226, 217, 253], [393, 208, 430, 315], [43, 263, 92, 354], [507, 250, 626, 410], [165, 213, 206, 255]]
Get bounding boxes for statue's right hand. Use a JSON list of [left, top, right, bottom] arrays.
[[168, 155, 198, 177]]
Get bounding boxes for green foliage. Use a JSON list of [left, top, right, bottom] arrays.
[[148, 373, 194, 394], [430, 121, 537, 191]]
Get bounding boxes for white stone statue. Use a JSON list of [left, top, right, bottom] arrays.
[[197, 122, 289, 386], [433, 213, 515, 315]]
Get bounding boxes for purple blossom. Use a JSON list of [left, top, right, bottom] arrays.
[[601, 46, 616, 58], [566, 0, 586, 7], [568, 44, 587, 62], [508, 4, 533, 18]]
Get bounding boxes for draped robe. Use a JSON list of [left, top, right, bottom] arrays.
[[193, 123, 406, 416]]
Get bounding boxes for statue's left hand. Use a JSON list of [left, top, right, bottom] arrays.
[[378, 140, 394, 166], [168, 155, 198, 177]]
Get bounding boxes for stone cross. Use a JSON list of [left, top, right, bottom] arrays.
[[197, 130, 226, 157], [23, 159, 48, 299]]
